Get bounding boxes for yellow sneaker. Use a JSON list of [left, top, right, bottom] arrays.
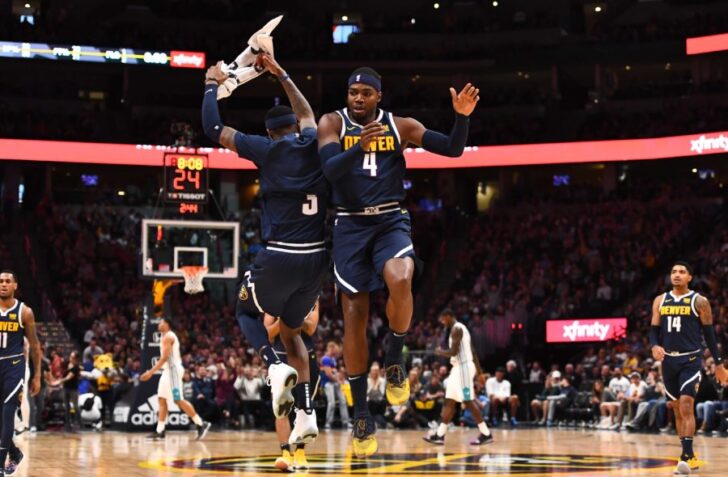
[[385, 364, 410, 406], [274, 449, 293, 472], [352, 416, 378, 458], [294, 448, 308, 469], [673, 457, 701, 475], [687, 457, 701, 470]]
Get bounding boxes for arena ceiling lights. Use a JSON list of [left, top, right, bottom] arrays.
[[0, 40, 205, 68], [1, 131, 727, 169]]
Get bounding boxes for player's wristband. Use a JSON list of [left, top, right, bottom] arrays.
[[278, 73, 290, 82], [648, 325, 660, 348]]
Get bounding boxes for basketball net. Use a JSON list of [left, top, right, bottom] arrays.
[[178, 266, 208, 294]]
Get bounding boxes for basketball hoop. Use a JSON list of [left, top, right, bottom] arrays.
[[178, 266, 208, 294]]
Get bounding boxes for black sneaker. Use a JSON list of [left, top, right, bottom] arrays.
[[352, 415, 377, 458], [146, 430, 165, 440], [4, 448, 23, 476], [196, 421, 211, 441], [423, 433, 445, 445], [470, 433, 494, 446]]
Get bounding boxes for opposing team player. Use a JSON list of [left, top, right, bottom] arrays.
[[649, 261, 718, 475], [317, 67, 479, 456], [264, 301, 321, 472], [202, 53, 327, 444], [0, 270, 42, 477], [423, 309, 492, 446], [140, 316, 210, 440]]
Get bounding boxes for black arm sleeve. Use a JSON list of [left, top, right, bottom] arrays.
[[201, 83, 223, 143], [649, 325, 660, 347], [703, 324, 723, 365], [421, 113, 469, 157], [320, 142, 364, 181]]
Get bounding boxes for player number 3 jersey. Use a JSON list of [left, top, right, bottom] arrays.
[[659, 290, 702, 352]]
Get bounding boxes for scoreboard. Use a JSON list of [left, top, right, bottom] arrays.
[[163, 153, 209, 214]]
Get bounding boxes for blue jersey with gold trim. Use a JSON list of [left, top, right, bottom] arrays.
[[333, 108, 405, 209], [0, 300, 25, 358], [659, 291, 703, 352]]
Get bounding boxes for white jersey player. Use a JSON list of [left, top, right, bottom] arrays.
[[140, 316, 211, 440], [424, 309, 492, 446]]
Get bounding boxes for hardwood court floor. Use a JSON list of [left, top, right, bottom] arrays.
[[12, 427, 728, 476]]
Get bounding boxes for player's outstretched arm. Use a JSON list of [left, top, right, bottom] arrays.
[[260, 54, 316, 131], [435, 327, 462, 358], [22, 305, 42, 396], [649, 295, 665, 361], [201, 61, 240, 152], [395, 83, 479, 157]]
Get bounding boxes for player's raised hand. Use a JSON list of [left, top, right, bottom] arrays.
[[205, 61, 227, 85], [651, 345, 665, 362], [450, 83, 480, 116], [259, 53, 285, 78], [360, 121, 386, 152]]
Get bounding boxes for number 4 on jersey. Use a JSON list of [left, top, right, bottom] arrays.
[[363, 153, 377, 177]]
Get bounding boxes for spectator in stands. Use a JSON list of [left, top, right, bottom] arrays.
[[82, 339, 104, 364], [600, 366, 630, 429], [531, 371, 560, 424], [626, 371, 648, 424], [367, 362, 387, 428], [626, 370, 665, 431], [192, 366, 217, 423], [486, 367, 517, 427], [321, 342, 349, 429], [546, 376, 577, 426], [215, 365, 237, 428], [695, 358, 722, 435], [505, 360, 523, 423], [234, 365, 265, 428], [563, 363, 581, 390], [528, 361, 545, 384], [412, 374, 445, 428], [591, 379, 605, 425], [52, 351, 81, 432], [29, 349, 51, 432]]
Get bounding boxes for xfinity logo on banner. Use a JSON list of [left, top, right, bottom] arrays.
[[130, 394, 189, 427], [170, 50, 206, 69], [546, 318, 627, 343], [690, 134, 728, 154]]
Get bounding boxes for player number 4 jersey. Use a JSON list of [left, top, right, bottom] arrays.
[[659, 290, 703, 352]]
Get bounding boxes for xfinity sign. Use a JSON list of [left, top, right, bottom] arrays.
[[546, 318, 627, 343]]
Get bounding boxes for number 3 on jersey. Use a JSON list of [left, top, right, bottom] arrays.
[[363, 152, 377, 177], [302, 194, 318, 215], [666, 315, 681, 333]]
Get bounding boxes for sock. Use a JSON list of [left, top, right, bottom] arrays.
[[295, 382, 313, 413], [192, 415, 203, 426], [259, 345, 282, 367], [349, 373, 369, 418], [156, 420, 166, 433], [436, 422, 448, 437], [296, 443, 305, 451], [680, 437, 694, 459], [478, 421, 491, 436], [280, 443, 291, 453], [385, 331, 406, 366]]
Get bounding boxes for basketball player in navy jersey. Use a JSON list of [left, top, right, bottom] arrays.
[[0, 271, 41, 477], [202, 53, 327, 444], [317, 67, 479, 456], [264, 300, 321, 472], [649, 261, 717, 475]]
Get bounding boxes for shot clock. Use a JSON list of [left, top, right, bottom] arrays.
[[163, 153, 209, 214]]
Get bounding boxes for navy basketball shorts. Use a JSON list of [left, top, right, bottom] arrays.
[[0, 356, 25, 406], [333, 209, 414, 294], [662, 352, 702, 401], [273, 335, 321, 399], [236, 247, 328, 329]]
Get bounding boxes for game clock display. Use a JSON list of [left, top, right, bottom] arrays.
[[163, 154, 209, 204]]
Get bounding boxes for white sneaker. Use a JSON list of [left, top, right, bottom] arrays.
[[673, 460, 691, 475], [248, 15, 283, 52], [217, 66, 264, 100], [289, 409, 318, 445], [268, 363, 298, 418]]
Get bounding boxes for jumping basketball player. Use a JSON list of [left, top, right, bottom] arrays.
[[202, 53, 327, 445], [423, 309, 492, 446], [649, 261, 718, 475], [0, 270, 42, 477], [317, 67, 479, 456], [140, 316, 211, 440], [264, 300, 321, 472]]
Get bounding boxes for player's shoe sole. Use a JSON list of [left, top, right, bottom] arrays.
[[269, 363, 298, 418], [274, 451, 293, 472], [353, 435, 378, 458], [352, 416, 378, 458], [422, 435, 445, 445], [385, 364, 410, 406], [4, 448, 23, 476], [289, 410, 318, 445], [196, 421, 211, 441]]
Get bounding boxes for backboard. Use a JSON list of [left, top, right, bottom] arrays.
[[141, 219, 239, 279]]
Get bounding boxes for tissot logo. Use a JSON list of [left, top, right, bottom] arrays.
[[142, 452, 677, 474]]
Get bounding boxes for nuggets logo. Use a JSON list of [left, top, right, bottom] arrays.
[[8, 313, 16, 320], [141, 452, 677, 475], [238, 285, 249, 301], [683, 298, 691, 304]]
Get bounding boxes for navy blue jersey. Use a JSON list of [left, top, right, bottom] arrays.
[[332, 108, 405, 209], [0, 300, 26, 358], [234, 127, 328, 243], [658, 291, 703, 352]]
